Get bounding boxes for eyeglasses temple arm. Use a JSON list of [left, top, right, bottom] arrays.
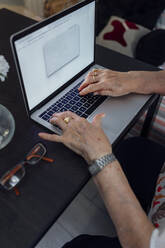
[[27, 154, 54, 163]]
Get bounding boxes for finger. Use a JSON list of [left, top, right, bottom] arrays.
[[78, 71, 101, 92], [79, 82, 103, 95], [92, 113, 105, 127], [52, 111, 79, 120], [78, 71, 94, 91], [38, 132, 63, 142], [79, 74, 98, 92], [78, 78, 91, 92], [50, 116, 67, 130]]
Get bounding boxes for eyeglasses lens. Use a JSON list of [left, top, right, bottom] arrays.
[[0, 164, 25, 190], [0, 143, 47, 191], [26, 143, 46, 165]]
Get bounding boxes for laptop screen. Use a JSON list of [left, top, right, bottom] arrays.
[[14, 1, 95, 111]]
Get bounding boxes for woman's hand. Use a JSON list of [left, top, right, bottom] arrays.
[[78, 69, 157, 97], [79, 69, 136, 96], [38, 111, 112, 164]]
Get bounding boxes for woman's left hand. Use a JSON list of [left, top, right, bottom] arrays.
[[78, 69, 137, 97]]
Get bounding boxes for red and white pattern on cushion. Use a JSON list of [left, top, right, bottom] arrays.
[[96, 16, 150, 57], [148, 163, 165, 231]]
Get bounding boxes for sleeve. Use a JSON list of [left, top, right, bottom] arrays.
[[150, 228, 165, 248], [149, 162, 165, 247]]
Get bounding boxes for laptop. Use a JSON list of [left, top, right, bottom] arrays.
[[10, 0, 150, 142]]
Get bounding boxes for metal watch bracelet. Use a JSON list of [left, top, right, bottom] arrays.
[[88, 153, 116, 176]]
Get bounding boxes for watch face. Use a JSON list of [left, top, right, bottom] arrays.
[[89, 165, 100, 176]]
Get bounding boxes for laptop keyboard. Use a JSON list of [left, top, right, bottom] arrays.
[[39, 81, 106, 122]]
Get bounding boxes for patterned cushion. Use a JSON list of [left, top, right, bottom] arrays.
[[96, 16, 150, 57]]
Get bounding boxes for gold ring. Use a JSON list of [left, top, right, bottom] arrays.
[[64, 117, 70, 124], [93, 68, 98, 76]]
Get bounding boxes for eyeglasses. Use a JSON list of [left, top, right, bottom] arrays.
[[0, 143, 54, 192]]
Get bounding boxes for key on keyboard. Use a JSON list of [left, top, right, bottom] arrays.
[[39, 81, 107, 122]]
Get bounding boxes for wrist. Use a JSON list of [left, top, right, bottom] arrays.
[[127, 71, 144, 94], [128, 71, 158, 95]]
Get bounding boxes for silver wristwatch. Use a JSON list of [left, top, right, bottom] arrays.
[[88, 153, 116, 176]]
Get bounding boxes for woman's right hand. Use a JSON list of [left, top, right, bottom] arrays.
[[39, 111, 112, 165]]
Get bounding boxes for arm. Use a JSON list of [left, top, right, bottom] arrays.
[[39, 111, 155, 248], [78, 69, 165, 97], [93, 160, 154, 248]]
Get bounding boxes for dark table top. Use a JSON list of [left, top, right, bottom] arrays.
[[0, 8, 159, 248]]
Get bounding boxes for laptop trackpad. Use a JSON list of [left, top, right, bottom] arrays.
[[88, 94, 150, 144]]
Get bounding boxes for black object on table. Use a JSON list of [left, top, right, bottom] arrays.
[[0, 8, 160, 248]]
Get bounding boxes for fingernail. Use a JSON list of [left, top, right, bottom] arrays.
[[50, 117, 57, 123]]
